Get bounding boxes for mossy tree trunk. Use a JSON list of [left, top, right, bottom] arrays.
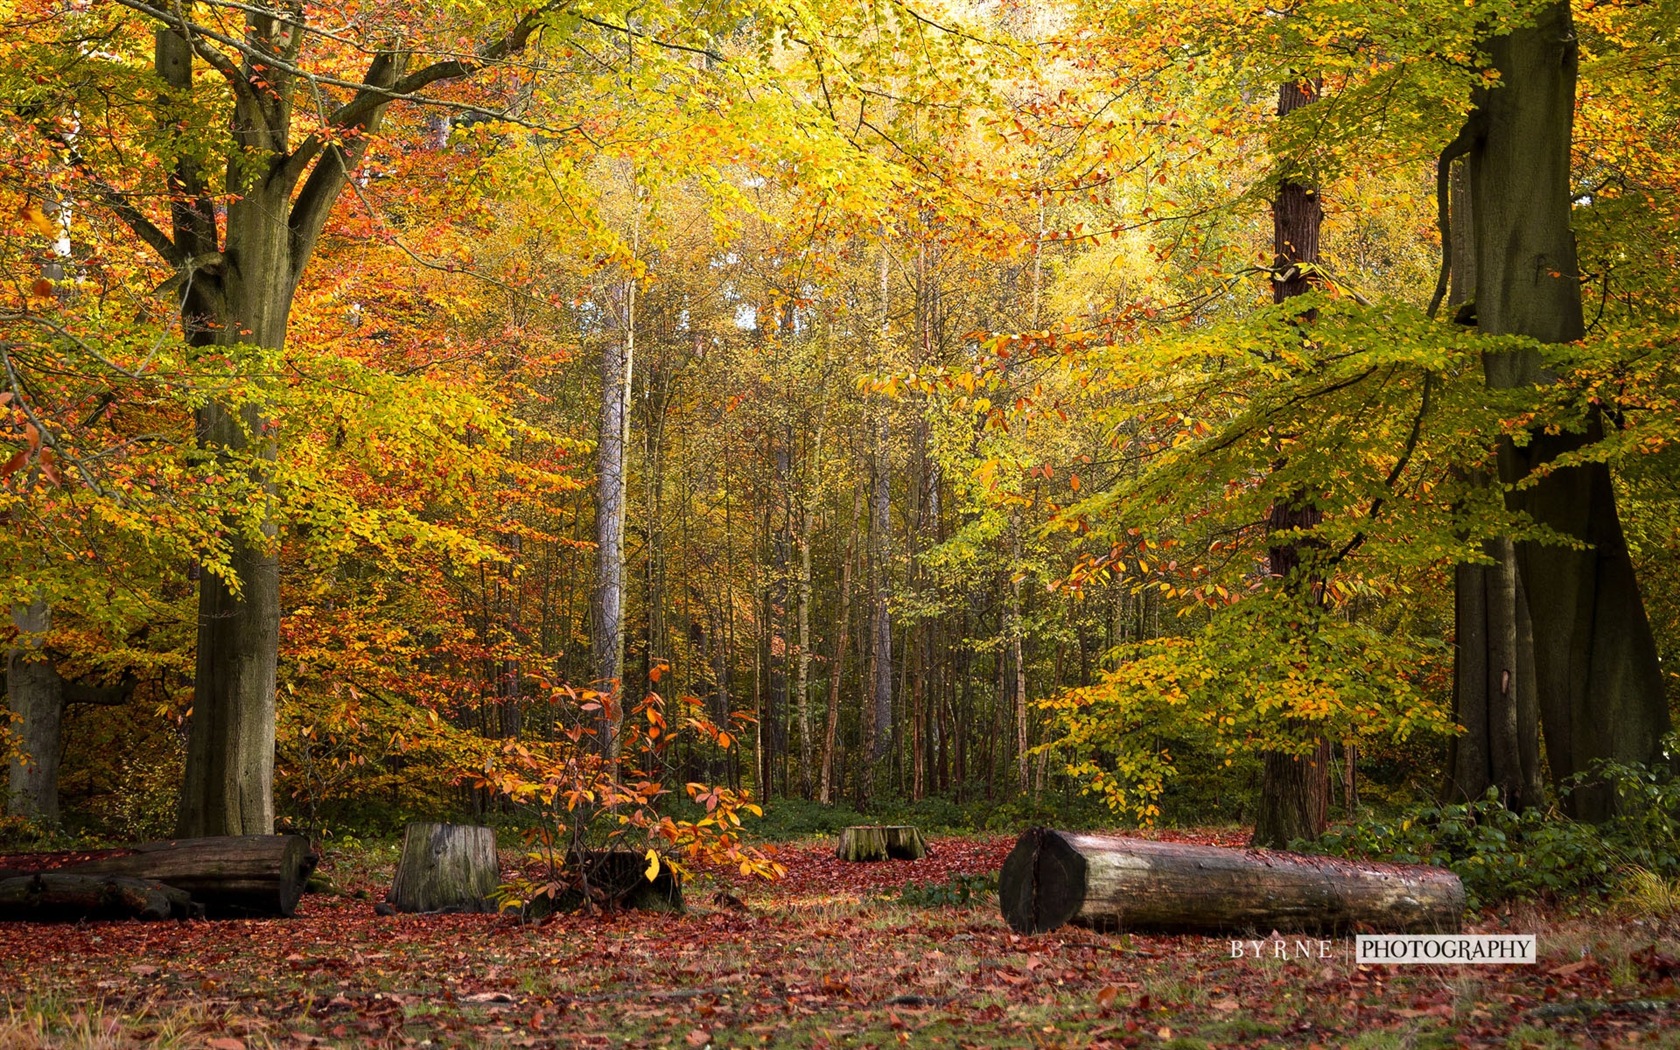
[[1469, 1, 1670, 820]]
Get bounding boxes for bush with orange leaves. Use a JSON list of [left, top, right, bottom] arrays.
[[469, 673, 782, 916]]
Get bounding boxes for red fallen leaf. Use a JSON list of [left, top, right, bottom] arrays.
[[129, 964, 157, 976], [1548, 960, 1590, 977], [1095, 985, 1120, 1008], [206, 1039, 245, 1050], [685, 1028, 712, 1047]]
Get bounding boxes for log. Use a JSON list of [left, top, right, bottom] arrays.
[[999, 828, 1465, 936], [0, 873, 203, 922], [387, 822, 500, 914], [70, 835, 317, 917], [836, 825, 928, 862]]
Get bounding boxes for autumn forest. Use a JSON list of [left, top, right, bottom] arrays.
[[2, 0, 1680, 1043]]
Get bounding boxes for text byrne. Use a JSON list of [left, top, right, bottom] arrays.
[[1229, 939, 1334, 960]]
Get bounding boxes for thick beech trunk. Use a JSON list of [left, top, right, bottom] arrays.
[[0, 873, 201, 922], [1447, 155, 1542, 811], [836, 825, 928, 862], [1000, 829, 1464, 936], [386, 822, 500, 914], [6, 601, 62, 824], [1470, 2, 1670, 819], [1, 834, 316, 917]]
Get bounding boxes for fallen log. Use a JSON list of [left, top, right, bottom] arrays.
[[1, 835, 317, 918], [0, 873, 203, 922], [836, 825, 928, 862], [387, 823, 500, 914], [73, 835, 317, 917], [999, 828, 1465, 936]]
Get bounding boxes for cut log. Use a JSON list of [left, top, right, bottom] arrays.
[[836, 825, 928, 862], [387, 823, 500, 914], [0, 873, 202, 922], [999, 829, 1465, 936], [70, 835, 317, 917]]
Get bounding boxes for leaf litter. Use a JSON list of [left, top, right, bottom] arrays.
[[0, 830, 1675, 1047]]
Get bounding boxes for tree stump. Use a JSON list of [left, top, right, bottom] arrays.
[[999, 828, 1465, 936], [386, 823, 500, 914], [836, 825, 928, 862]]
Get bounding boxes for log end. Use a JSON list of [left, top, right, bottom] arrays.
[[999, 827, 1086, 935]]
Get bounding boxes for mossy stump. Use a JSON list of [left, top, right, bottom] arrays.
[[836, 825, 928, 862]]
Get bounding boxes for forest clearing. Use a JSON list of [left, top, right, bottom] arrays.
[[3, 830, 1679, 1049], [4, 0, 1680, 1044]]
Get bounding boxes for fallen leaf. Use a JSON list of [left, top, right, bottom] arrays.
[[1548, 960, 1590, 977], [685, 1028, 712, 1047], [1211, 997, 1240, 1012], [129, 964, 158, 976], [463, 991, 517, 1004], [206, 1039, 244, 1050], [1096, 985, 1119, 1008]]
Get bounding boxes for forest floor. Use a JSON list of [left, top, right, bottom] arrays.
[[2, 829, 1678, 1049]]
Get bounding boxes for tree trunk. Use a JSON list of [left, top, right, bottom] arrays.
[[795, 469, 816, 798], [867, 244, 894, 775], [386, 823, 500, 914], [1252, 77, 1331, 849], [1470, 1, 1670, 819], [593, 279, 635, 758], [6, 601, 62, 825], [1446, 153, 1545, 812], [819, 492, 860, 804], [1000, 829, 1464, 936]]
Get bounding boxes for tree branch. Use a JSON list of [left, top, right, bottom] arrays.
[[1427, 121, 1478, 321]]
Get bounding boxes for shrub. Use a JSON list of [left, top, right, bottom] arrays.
[[472, 681, 782, 915], [1307, 740, 1680, 909]]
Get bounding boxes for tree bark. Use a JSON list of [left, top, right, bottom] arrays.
[[4, 834, 317, 916], [819, 492, 859, 804], [1469, 1, 1670, 819], [835, 825, 928, 862], [867, 248, 894, 774], [0, 873, 201, 922], [6, 601, 62, 825], [1252, 77, 1332, 848], [1000, 829, 1464, 936], [593, 273, 635, 759], [386, 823, 500, 914]]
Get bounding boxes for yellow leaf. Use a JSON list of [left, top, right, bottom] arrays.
[[644, 848, 661, 882], [20, 202, 56, 238]]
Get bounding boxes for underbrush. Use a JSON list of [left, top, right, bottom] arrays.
[[749, 791, 1115, 841], [1307, 749, 1680, 910]]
